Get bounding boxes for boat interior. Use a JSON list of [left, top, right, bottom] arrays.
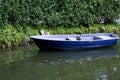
[[31, 33, 118, 41]]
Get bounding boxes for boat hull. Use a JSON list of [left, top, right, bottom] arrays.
[[31, 38, 118, 50], [30, 33, 119, 50]]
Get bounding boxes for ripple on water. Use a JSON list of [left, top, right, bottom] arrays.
[[96, 69, 108, 80], [115, 55, 119, 58], [57, 59, 63, 62], [44, 60, 49, 63], [112, 67, 117, 72], [50, 61, 56, 65]]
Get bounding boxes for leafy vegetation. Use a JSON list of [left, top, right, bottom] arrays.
[[0, 25, 39, 49], [0, 24, 120, 49], [0, 0, 120, 49], [0, 0, 120, 27]]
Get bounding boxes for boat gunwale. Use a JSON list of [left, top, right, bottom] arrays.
[[30, 33, 119, 42]]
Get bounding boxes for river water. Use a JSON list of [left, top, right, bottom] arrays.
[[0, 43, 120, 80]]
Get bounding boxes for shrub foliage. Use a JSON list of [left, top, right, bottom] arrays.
[[0, 0, 120, 27]]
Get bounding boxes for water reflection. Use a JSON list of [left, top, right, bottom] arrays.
[[31, 47, 118, 63], [0, 46, 119, 80]]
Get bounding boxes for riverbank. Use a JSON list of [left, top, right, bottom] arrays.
[[0, 24, 120, 49]]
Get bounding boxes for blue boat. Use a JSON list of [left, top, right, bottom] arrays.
[[30, 33, 119, 50]]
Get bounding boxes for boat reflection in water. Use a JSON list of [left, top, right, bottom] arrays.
[[31, 47, 118, 63]]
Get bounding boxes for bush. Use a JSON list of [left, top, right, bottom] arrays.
[[0, 24, 39, 49], [0, 0, 120, 27]]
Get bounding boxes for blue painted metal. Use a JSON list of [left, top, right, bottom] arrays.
[[32, 39, 118, 50], [30, 33, 119, 50]]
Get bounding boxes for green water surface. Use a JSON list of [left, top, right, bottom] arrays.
[[0, 43, 120, 80]]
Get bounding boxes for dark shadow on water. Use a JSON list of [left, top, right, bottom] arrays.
[[31, 47, 118, 63]]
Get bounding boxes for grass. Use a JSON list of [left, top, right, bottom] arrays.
[[46, 24, 120, 34]]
